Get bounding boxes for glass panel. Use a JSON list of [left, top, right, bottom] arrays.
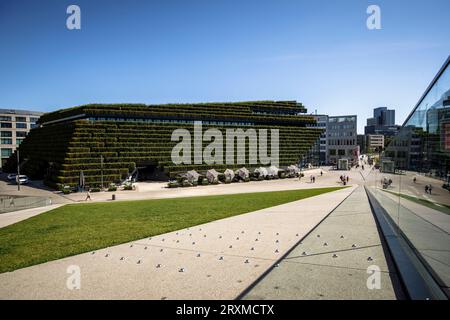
[[369, 60, 450, 295]]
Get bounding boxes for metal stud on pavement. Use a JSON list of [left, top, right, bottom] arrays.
[[156, 264, 161, 268], [179, 268, 185, 273], [332, 254, 338, 258], [367, 257, 373, 261]]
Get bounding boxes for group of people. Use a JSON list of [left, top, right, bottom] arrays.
[[340, 175, 349, 185], [425, 184, 433, 195]]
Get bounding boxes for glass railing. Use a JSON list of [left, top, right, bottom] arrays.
[[0, 195, 52, 214]]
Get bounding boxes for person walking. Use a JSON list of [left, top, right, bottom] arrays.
[[313, 176, 316, 183], [413, 177, 417, 183], [320, 170, 323, 177], [85, 190, 92, 201], [346, 176, 349, 183], [428, 184, 433, 195], [425, 185, 429, 194]]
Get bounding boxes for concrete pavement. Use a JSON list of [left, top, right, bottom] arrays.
[[242, 187, 405, 300], [0, 186, 356, 299], [0, 204, 64, 228]]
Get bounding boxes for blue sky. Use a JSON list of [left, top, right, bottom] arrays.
[[0, 0, 449, 133]]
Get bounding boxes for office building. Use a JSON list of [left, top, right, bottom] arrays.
[[0, 109, 44, 169]]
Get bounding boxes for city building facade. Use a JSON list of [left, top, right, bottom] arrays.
[[0, 109, 44, 169], [366, 134, 385, 153], [327, 115, 358, 167]]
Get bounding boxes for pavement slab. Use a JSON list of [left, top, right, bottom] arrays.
[[242, 187, 405, 300]]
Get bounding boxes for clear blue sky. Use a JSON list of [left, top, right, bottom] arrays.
[[0, 0, 449, 133]]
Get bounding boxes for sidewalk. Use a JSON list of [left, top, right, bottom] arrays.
[[0, 186, 355, 299], [0, 204, 64, 228], [242, 187, 405, 300]]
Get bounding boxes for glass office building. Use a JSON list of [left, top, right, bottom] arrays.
[[367, 56, 450, 299]]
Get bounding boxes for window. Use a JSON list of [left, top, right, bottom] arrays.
[[1, 122, 12, 128], [15, 116, 26, 122], [16, 138, 24, 145], [1, 131, 12, 137], [30, 123, 38, 129], [338, 149, 345, 156], [16, 123, 27, 129], [16, 131, 27, 138], [0, 116, 12, 121], [329, 149, 336, 156], [1, 138, 12, 144], [30, 117, 39, 123], [1, 148, 12, 157]]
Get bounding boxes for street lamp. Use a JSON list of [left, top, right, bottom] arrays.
[[16, 147, 20, 191], [100, 155, 104, 190]]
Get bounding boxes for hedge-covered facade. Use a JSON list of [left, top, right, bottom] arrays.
[[5, 101, 323, 188]]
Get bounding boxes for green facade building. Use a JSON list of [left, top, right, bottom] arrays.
[[4, 101, 322, 188]]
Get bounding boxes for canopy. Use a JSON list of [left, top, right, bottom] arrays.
[[267, 165, 279, 176], [206, 169, 220, 183], [254, 167, 268, 178], [235, 167, 250, 179], [186, 170, 200, 183], [223, 169, 235, 181]]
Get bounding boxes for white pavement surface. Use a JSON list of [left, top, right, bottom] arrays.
[[0, 204, 64, 228], [0, 186, 356, 300]]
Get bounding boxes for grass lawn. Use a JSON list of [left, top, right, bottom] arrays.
[[0, 187, 345, 273], [383, 190, 450, 215]]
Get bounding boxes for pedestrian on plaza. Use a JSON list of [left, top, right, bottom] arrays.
[[346, 176, 349, 183], [429, 184, 433, 194], [313, 176, 316, 183], [425, 185, 429, 194], [320, 170, 323, 176], [413, 177, 417, 183], [85, 190, 92, 201]]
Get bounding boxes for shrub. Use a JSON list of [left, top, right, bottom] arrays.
[[108, 184, 117, 192], [90, 187, 101, 192]]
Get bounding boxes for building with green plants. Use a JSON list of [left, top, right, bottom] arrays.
[[4, 101, 323, 189]]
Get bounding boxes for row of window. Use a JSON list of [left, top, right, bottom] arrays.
[[328, 139, 356, 146], [0, 148, 12, 157], [0, 138, 24, 145], [1, 131, 27, 138], [328, 131, 355, 137], [329, 149, 354, 156], [88, 117, 256, 126], [0, 116, 39, 122], [0, 122, 31, 129]]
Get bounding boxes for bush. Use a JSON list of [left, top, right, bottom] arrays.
[[201, 179, 209, 186], [108, 184, 117, 192], [62, 188, 71, 194], [90, 187, 101, 192]]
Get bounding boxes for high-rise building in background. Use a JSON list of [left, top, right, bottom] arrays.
[[365, 107, 400, 136]]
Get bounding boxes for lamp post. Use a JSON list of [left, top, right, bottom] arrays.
[[16, 148, 20, 191], [100, 155, 104, 190]]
